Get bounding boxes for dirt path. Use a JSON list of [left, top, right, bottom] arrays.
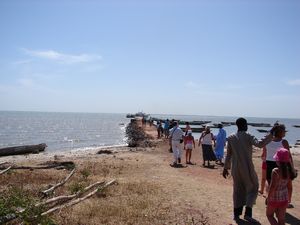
[[142, 125, 300, 225]]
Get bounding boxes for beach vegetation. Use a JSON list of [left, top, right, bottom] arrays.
[[0, 187, 54, 225], [68, 181, 85, 194], [80, 167, 91, 180]]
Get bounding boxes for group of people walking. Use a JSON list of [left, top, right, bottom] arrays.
[[168, 121, 227, 168], [165, 118, 297, 224]]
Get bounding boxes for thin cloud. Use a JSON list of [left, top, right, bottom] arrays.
[[12, 59, 33, 65], [224, 84, 243, 90], [286, 79, 300, 86], [17, 78, 35, 87], [22, 48, 102, 64], [184, 81, 199, 88]]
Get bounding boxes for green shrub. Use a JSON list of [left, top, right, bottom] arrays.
[[0, 187, 55, 225]]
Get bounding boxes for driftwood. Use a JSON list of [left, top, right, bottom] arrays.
[[41, 168, 76, 196], [0, 143, 47, 157], [36, 181, 106, 207], [97, 150, 113, 154], [39, 161, 75, 170], [0, 161, 75, 171], [0, 166, 12, 175], [41, 179, 116, 216], [0, 179, 116, 223], [0, 161, 8, 166]]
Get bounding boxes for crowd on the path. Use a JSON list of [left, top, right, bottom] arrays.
[[154, 117, 298, 225]]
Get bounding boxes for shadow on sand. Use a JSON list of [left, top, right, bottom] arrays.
[[286, 212, 300, 225], [235, 218, 261, 225], [202, 164, 218, 169]]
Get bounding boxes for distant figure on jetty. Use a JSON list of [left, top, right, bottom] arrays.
[[142, 116, 147, 127], [223, 117, 274, 223], [164, 119, 170, 138], [184, 130, 195, 164], [157, 121, 164, 139], [198, 126, 216, 167], [169, 121, 184, 166], [214, 123, 227, 165]]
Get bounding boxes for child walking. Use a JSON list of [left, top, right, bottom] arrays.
[[266, 148, 293, 225], [184, 130, 195, 164]]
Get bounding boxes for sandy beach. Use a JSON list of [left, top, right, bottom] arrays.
[[0, 124, 299, 225]]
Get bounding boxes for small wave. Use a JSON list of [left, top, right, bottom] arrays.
[[69, 144, 128, 153]]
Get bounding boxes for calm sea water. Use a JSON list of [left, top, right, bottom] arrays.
[[0, 111, 300, 153], [0, 111, 130, 152]]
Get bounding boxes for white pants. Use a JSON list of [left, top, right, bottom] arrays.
[[172, 140, 181, 162]]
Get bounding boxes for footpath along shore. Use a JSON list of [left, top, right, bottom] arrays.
[[0, 122, 299, 224]]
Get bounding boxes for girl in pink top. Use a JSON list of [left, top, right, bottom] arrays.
[[266, 148, 293, 225], [184, 130, 195, 164]]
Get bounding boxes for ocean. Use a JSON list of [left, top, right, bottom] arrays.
[[0, 111, 130, 152], [0, 111, 300, 153]]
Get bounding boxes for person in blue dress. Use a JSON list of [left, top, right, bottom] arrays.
[[214, 123, 227, 164]]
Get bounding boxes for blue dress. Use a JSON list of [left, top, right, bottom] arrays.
[[215, 128, 227, 160]]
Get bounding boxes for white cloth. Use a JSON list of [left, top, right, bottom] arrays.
[[185, 143, 193, 150], [172, 140, 182, 162], [201, 133, 213, 145], [266, 140, 283, 161], [170, 127, 184, 141]]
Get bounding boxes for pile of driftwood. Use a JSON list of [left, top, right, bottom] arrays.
[[0, 161, 116, 224], [125, 119, 153, 147]]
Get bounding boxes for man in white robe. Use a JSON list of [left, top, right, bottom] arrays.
[[223, 117, 273, 223]]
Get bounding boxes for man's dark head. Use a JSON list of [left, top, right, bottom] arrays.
[[236, 117, 248, 131]]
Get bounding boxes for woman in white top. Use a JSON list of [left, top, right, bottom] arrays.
[[265, 124, 291, 184], [198, 126, 216, 167], [264, 123, 295, 207]]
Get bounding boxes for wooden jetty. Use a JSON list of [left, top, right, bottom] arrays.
[[0, 143, 47, 157]]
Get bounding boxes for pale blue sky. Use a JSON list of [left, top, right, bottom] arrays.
[[0, 0, 299, 118]]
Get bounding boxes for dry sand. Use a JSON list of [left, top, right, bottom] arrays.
[[1, 124, 299, 225]]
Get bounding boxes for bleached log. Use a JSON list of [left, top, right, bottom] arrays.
[[0, 161, 8, 166], [41, 179, 116, 216], [0, 166, 12, 175], [36, 181, 105, 207], [41, 168, 76, 196], [0, 143, 47, 156]]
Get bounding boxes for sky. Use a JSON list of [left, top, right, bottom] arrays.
[[0, 0, 299, 118]]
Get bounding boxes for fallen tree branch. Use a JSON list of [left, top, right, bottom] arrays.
[[41, 168, 76, 196], [0, 161, 75, 171], [0, 161, 8, 166], [36, 181, 106, 207], [41, 179, 116, 216], [0, 166, 12, 175], [0, 165, 65, 170]]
